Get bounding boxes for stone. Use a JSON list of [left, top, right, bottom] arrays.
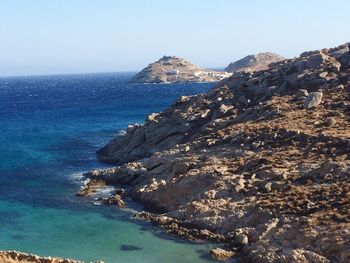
[[264, 182, 272, 192], [103, 194, 125, 207], [219, 104, 233, 114], [304, 91, 323, 109], [147, 113, 160, 122], [235, 234, 249, 246], [172, 160, 190, 175], [115, 188, 125, 195], [306, 52, 326, 68], [334, 84, 344, 91], [234, 185, 244, 193], [295, 60, 306, 71], [209, 248, 235, 261], [178, 96, 190, 103], [295, 89, 309, 99], [325, 117, 337, 126]]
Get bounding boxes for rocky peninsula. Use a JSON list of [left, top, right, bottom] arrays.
[[80, 42, 350, 262], [225, 52, 285, 73], [129, 56, 231, 83]]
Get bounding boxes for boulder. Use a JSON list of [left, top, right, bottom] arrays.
[[306, 52, 327, 69], [235, 234, 249, 246], [172, 160, 190, 175], [304, 91, 323, 109], [325, 117, 337, 126], [209, 248, 235, 261], [295, 89, 309, 99], [103, 194, 125, 207]]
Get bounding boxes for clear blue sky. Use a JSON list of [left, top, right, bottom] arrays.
[[0, 0, 349, 76]]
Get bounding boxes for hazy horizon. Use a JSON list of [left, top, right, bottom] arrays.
[[1, 0, 349, 77]]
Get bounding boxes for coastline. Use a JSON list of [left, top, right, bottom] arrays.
[[79, 43, 350, 262], [0, 250, 84, 263]]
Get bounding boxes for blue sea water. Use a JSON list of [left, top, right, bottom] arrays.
[[0, 73, 215, 262]]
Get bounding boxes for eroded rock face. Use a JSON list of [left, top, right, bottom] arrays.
[[225, 52, 285, 73], [84, 42, 350, 262], [129, 56, 231, 83]]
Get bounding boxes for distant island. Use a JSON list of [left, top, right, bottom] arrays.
[[130, 53, 285, 84], [129, 56, 231, 83], [225, 52, 285, 73]]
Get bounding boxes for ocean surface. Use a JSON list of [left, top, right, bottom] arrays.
[[0, 73, 216, 262]]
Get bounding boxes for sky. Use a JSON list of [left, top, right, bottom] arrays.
[[0, 0, 349, 76]]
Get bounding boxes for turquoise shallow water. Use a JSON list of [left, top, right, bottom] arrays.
[[0, 73, 215, 262]]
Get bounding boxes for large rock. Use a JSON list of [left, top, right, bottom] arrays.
[[304, 92, 323, 109], [209, 248, 235, 261], [295, 89, 309, 99]]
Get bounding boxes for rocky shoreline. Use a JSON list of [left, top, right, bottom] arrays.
[[0, 251, 84, 263], [79, 42, 350, 262]]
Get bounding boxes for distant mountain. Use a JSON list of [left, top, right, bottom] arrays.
[[130, 56, 231, 83], [225, 52, 285, 73]]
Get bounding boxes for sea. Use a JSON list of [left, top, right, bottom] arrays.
[[0, 73, 216, 262]]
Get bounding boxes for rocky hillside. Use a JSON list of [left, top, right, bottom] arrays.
[[129, 56, 231, 83], [225, 52, 285, 73], [82, 43, 350, 262], [0, 251, 82, 263]]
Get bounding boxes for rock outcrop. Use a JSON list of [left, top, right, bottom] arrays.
[[225, 52, 285, 73], [83, 42, 350, 262], [0, 251, 83, 263], [129, 56, 231, 83]]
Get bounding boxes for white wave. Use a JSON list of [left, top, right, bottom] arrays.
[[66, 171, 85, 181], [90, 185, 116, 199], [117, 129, 126, 135]]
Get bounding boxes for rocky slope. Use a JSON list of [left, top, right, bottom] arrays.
[[0, 251, 83, 263], [81, 43, 350, 262], [129, 56, 231, 83], [225, 52, 285, 73]]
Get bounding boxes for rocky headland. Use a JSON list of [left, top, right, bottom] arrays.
[[225, 52, 285, 73], [0, 251, 83, 263], [129, 56, 231, 83], [80, 43, 350, 262]]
